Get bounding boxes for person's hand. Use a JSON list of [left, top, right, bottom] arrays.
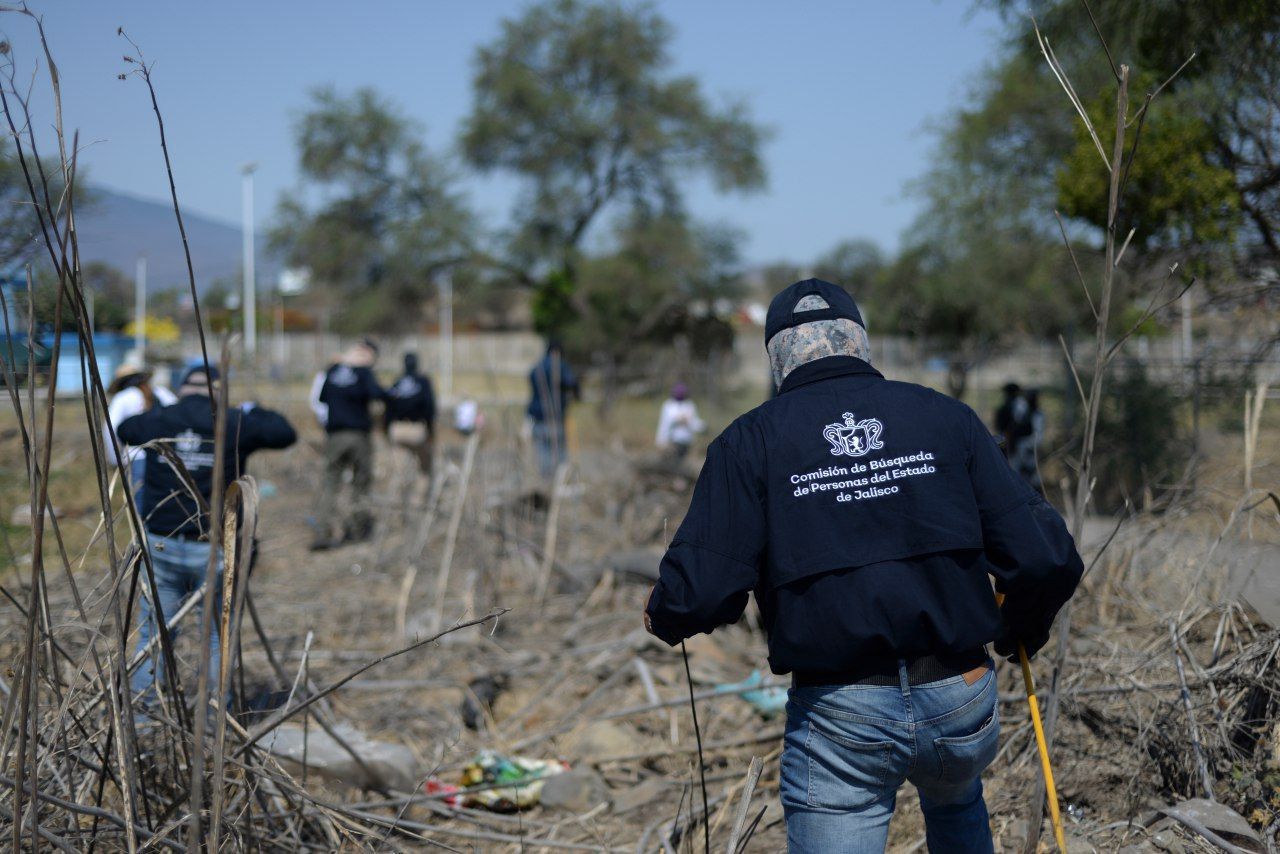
[[994, 625, 1051, 663]]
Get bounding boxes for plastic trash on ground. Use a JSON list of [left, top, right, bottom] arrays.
[[455, 750, 569, 812], [717, 670, 788, 716]]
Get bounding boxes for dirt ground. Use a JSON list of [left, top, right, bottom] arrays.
[[2, 382, 1278, 852]]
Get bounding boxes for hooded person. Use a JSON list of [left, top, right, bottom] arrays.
[[643, 279, 1083, 853], [526, 340, 580, 477], [310, 338, 388, 550]]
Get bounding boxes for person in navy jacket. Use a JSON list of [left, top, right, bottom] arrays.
[[385, 351, 437, 477], [309, 338, 387, 550], [644, 279, 1083, 853], [117, 365, 296, 713]]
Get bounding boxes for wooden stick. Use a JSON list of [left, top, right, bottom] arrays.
[[1169, 620, 1214, 801], [428, 429, 480, 636], [536, 461, 571, 605], [724, 756, 763, 854]]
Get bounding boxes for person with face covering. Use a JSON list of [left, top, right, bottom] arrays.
[[309, 338, 387, 550], [643, 279, 1083, 853]]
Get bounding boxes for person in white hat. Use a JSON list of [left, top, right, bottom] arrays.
[[105, 362, 176, 512]]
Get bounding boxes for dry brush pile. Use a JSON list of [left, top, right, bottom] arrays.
[[2, 4, 1279, 852]]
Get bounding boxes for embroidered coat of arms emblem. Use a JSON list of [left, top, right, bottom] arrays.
[[823, 412, 884, 458]]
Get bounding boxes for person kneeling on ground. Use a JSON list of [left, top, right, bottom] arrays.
[[117, 365, 296, 718], [644, 279, 1083, 854]]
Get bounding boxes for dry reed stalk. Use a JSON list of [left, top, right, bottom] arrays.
[[428, 429, 480, 636], [1022, 6, 1197, 847]]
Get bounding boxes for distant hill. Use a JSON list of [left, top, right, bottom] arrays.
[[74, 186, 280, 295]]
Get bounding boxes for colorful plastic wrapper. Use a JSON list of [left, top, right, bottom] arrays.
[[452, 750, 570, 812]]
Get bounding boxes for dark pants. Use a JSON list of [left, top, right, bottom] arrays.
[[316, 429, 374, 541], [531, 421, 565, 477]]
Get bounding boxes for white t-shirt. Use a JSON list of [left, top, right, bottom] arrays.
[[309, 370, 329, 427], [105, 385, 177, 466], [656, 398, 704, 448]]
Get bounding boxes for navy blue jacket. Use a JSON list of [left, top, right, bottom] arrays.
[[319, 364, 386, 433], [645, 356, 1082, 679], [386, 371, 436, 426], [527, 355, 579, 424], [117, 395, 297, 539]]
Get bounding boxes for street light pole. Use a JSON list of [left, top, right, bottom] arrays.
[[134, 255, 147, 361], [439, 271, 453, 404], [241, 162, 258, 359]]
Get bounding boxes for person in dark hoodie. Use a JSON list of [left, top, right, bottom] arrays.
[[116, 365, 296, 711], [644, 280, 1083, 853], [526, 340, 579, 477], [385, 351, 436, 477], [309, 338, 387, 550]]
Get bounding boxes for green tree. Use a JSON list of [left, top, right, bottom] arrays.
[[30, 262, 130, 331], [983, 0, 1280, 263], [1, 144, 91, 273], [1057, 92, 1238, 255], [882, 0, 1280, 394], [462, 0, 766, 334], [813, 239, 887, 304], [571, 212, 742, 357], [82, 263, 131, 331], [270, 87, 475, 332]]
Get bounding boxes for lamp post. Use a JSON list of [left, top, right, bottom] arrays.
[[134, 255, 146, 360], [241, 162, 258, 359], [439, 271, 453, 404]]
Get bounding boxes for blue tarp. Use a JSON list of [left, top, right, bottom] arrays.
[[48, 332, 133, 397]]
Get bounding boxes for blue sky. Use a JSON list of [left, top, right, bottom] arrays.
[[10, 1, 1005, 265]]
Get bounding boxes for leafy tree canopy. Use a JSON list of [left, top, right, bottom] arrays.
[[30, 262, 131, 332], [269, 87, 475, 332], [982, 0, 1280, 263], [462, 0, 767, 333], [1, 143, 91, 274], [566, 212, 743, 360]]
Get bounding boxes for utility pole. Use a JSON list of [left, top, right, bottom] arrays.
[[134, 255, 147, 361], [1180, 287, 1193, 392], [275, 295, 286, 368], [439, 271, 453, 404], [241, 162, 258, 359]]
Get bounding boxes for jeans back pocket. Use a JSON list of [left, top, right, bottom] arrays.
[[932, 704, 1000, 786], [803, 720, 895, 810]]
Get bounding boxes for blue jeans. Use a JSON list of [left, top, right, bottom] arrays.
[[781, 661, 999, 853], [128, 455, 147, 517], [130, 534, 225, 709], [531, 421, 566, 477]]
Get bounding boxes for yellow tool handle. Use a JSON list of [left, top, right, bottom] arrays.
[[1017, 643, 1068, 852], [995, 591, 1067, 851]]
